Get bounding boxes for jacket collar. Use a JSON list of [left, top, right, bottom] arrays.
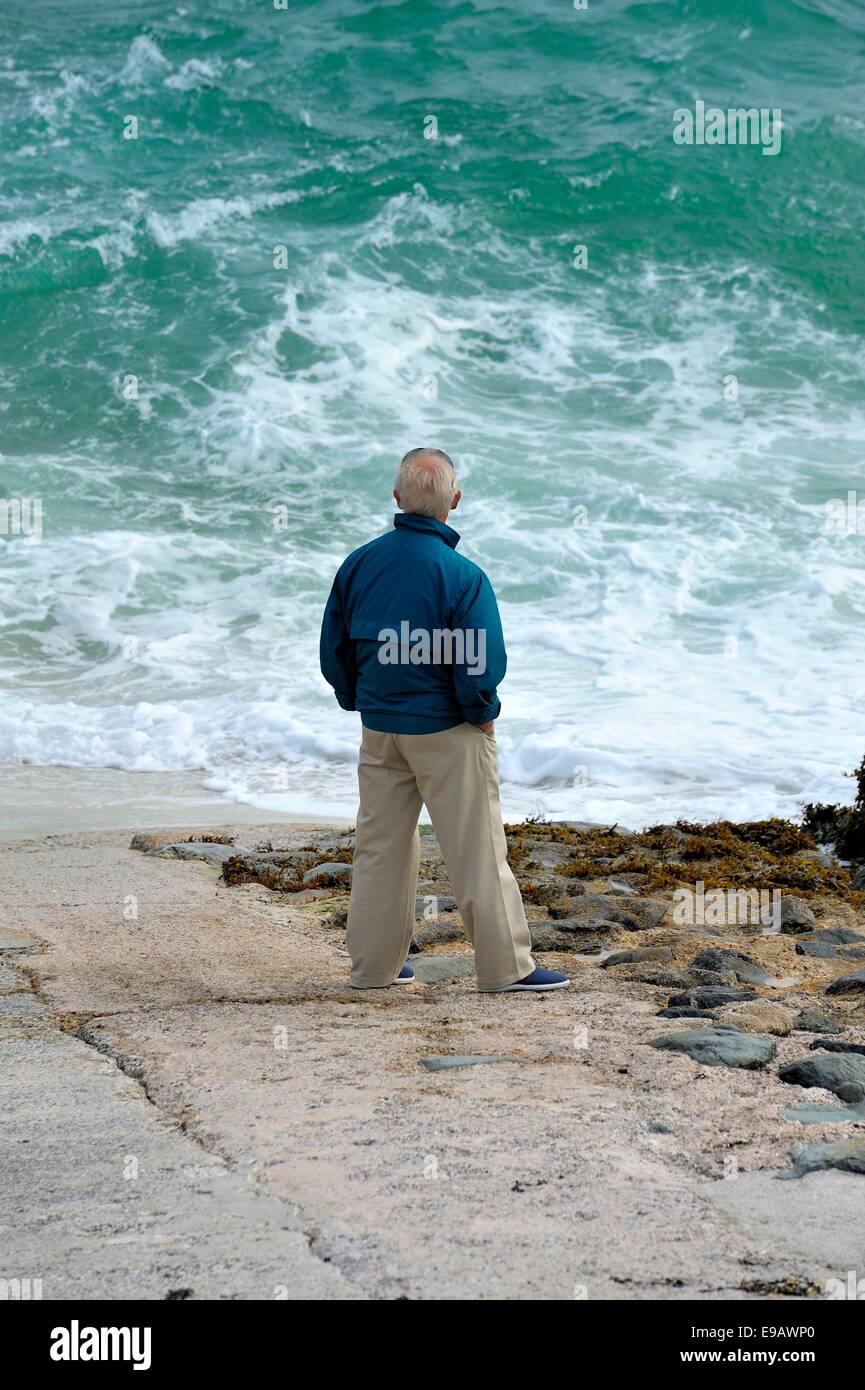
[[393, 512, 460, 549]]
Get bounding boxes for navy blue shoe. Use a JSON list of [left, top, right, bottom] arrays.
[[394, 964, 415, 984], [481, 968, 570, 993]]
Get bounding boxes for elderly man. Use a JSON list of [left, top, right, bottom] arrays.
[[320, 448, 568, 994]]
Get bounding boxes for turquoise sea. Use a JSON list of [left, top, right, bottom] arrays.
[[2, 0, 864, 823]]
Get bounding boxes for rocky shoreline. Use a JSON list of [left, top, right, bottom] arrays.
[[7, 787, 865, 1300], [134, 810, 865, 1184]]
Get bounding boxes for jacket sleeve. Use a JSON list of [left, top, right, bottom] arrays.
[[320, 574, 357, 711], [449, 569, 507, 725]]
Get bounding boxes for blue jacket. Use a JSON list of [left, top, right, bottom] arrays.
[[320, 512, 507, 734]]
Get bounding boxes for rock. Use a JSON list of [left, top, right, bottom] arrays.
[[0, 930, 40, 952], [721, 1001, 793, 1036], [252, 851, 312, 867], [408, 955, 475, 985], [778, 1053, 865, 1101], [689, 967, 739, 988], [540, 916, 618, 936], [789, 1139, 865, 1177], [410, 922, 465, 953], [621, 968, 691, 989], [607, 895, 669, 931], [850, 865, 865, 891], [798, 848, 837, 868], [808, 1039, 865, 1058], [147, 841, 238, 865], [528, 846, 573, 869], [548, 891, 667, 932], [302, 863, 353, 886], [529, 924, 607, 952], [566, 937, 609, 956], [793, 1008, 845, 1034], [657, 1006, 718, 1020], [602, 947, 674, 968], [604, 879, 640, 896], [419, 1055, 520, 1071], [794, 927, 865, 958], [648, 1026, 775, 1070], [806, 927, 865, 946], [783, 1102, 865, 1126], [415, 893, 456, 919], [690, 949, 772, 986], [778, 897, 818, 934], [325, 909, 348, 930], [826, 968, 865, 997], [548, 901, 585, 918], [130, 832, 161, 851], [667, 985, 758, 1010], [522, 877, 568, 903]]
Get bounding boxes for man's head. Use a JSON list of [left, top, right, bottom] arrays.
[[393, 448, 462, 522]]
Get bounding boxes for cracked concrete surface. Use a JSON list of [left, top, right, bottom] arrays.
[[0, 957, 362, 1300], [3, 783, 864, 1300]]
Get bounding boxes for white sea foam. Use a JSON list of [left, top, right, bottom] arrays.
[[3, 170, 865, 824]]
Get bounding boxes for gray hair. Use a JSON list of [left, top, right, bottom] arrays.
[[394, 448, 456, 518]]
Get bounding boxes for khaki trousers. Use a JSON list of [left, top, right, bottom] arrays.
[[347, 722, 536, 991]]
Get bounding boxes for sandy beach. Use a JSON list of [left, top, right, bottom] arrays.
[[3, 764, 864, 1301]]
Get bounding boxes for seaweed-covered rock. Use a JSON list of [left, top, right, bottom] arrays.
[[648, 1026, 775, 1070], [302, 862, 353, 886]]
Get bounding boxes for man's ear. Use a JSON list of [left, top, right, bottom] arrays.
[[451, 489, 462, 511], [393, 489, 401, 507]]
